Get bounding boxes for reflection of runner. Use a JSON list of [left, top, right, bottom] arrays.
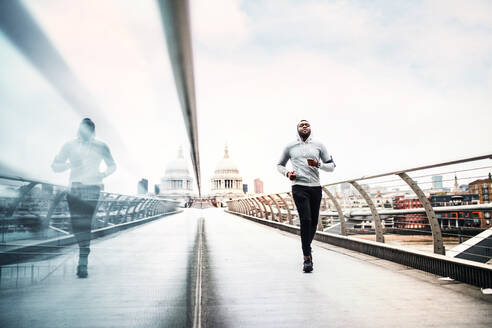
[[52, 118, 116, 278], [277, 120, 335, 273]]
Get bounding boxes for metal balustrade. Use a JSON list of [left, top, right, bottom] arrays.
[[0, 175, 179, 253], [226, 154, 492, 287], [226, 154, 492, 256]]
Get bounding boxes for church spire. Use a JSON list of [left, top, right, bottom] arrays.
[[224, 144, 229, 159], [454, 174, 459, 193]]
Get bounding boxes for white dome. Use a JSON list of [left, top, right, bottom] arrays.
[[210, 145, 243, 199], [164, 148, 192, 178], [213, 146, 241, 177], [166, 158, 190, 175], [215, 158, 239, 174]]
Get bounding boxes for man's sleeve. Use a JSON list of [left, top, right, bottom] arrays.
[[277, 146, 290, 177], [319, 143, 335, 172], [51, 142, 70, 172], [102, 143, 117, 177]]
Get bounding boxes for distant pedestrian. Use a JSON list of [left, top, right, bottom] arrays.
[[52, 118, 116, 278], [277, 120, 335, 272]]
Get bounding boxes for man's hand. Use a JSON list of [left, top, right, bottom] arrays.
[[287, 171, 296, 181], [307, 158, 318, 167]]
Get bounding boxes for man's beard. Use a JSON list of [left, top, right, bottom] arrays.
[[78, 130, 94, 142], [298, 130, 311, 140]]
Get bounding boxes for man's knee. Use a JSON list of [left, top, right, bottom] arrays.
[[300, 217, 312, 227]]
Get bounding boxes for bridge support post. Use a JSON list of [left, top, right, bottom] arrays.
[[148, 199, 158, 217], [90, 192, 106, 228], [251, 197, 265, 218], [286, 192, 296, 211], [276, 193, 293, 224], [105, 195, 122, 226], [247, 199, 255, 216], [350, 181, 385, 243], [268, 195, 282, 222], [240, 199, 250, 215], [246, 198, 258, 217], [398, 172, 445, 255], [261, 196, 274, 221], [7, 182, 38, 217], [45, 191, 67, 222], [45, 191, 68, 234], [234, 200, 241, 213], [124, 197, 136, 222], [132, 199, 147, 220], [139, 199, 152, 219], [239, 200, 246, 214], [322, 187, 347, 236], [256, 197, 268, 219], [239, 200, 247, 214]]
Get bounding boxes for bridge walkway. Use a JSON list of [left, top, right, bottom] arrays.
[[0, 210, 199, 328], [0, 208, 491, 328], [202, 209, 491, 327]]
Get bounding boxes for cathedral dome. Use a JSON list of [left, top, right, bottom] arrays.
[[210, 145, 243, 200], [165, 148, 191, 178], [214, 146, 240, 178], [161, 147, 194, 200]]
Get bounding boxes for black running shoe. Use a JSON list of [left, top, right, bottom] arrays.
[[77, 265, 88, 278], [303, 259, 313, 273]]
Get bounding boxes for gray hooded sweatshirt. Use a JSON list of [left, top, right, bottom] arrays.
[[277, 134, 335, 187]]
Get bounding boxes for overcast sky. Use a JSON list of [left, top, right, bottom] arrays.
[[1, 0, 491, 195]]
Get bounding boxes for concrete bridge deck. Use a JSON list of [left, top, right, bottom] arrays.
[[1, 208, 491, 327]]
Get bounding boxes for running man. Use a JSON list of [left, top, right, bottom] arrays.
[[277, 120, 335, 272], [52, 118, 116, 278]]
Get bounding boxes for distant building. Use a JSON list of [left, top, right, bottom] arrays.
[[243, 184, 248, 194], [393, 192, 488, 229], [393, 195, 426, 229], [431, 194, 479, 207], [452, 175, 460, 193], [469, 177, 492, 228], [469, 177, 491, 204], [254, 178, 264, 194], [154, 184, 160, 195], [432, 175, 443, 189], [430, 194, 481, 228], [138, 179, 148, 194], [160, 147, 194, 204], [210, 145, 244, 205]]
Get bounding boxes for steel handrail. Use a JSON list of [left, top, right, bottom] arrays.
[[157, 0, 201, 196], [227, 154, 492, 256]]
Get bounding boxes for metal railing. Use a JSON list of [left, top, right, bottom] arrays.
[[158, 0, 202, 196], [226, 154, 492, 257], [0, 175, 179, 251]]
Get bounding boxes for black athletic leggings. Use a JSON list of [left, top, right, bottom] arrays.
[[292, 185, 322, 257], [67, 184, 101, 258]]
